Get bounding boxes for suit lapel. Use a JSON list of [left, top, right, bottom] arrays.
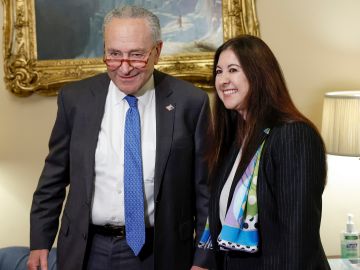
[[83, 71, 174, 204], [84, 74, 110, 203], [153, 71, 175, 201]]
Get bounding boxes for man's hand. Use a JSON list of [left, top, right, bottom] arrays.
[[191, 266, 207, 270], [27, 249, 49, 270]]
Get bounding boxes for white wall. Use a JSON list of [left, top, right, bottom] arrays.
[[1, 1, 360, 256]]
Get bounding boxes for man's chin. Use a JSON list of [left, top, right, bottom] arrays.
[[117, 84, 142, 95]]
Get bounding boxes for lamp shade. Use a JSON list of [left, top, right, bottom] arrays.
[[321, 91, 360, 156]]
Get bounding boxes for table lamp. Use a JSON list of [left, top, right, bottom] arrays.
[[321, 91, 360, 157], [321, 90, 360, 263]]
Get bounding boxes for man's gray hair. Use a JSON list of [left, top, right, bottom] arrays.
[[103, 5, 162, 44]]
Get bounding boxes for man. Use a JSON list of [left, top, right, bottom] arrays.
[[27, 5, 211, 270]]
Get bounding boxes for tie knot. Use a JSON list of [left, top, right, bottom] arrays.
[[124, 95, 138, 108]]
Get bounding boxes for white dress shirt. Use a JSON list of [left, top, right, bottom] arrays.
[[92, 76, 156, 227]]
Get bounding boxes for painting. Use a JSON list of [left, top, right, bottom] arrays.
[[35, 0, 223, 59], [2, 0, 259, 96]]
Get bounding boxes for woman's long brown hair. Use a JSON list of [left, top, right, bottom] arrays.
[[207, 35, 321, 183]]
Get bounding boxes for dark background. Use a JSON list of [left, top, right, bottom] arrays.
[[35, 0, 98, 60]]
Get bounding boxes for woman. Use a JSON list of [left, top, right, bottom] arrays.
[[199, 35, 330, 269]]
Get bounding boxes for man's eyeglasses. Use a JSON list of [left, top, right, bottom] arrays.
[[103, 46, 156, 70]]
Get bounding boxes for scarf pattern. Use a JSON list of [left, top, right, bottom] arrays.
[[199, 129, 269, 253]]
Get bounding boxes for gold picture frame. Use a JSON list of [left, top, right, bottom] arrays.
[[2, 0, 259, 97]]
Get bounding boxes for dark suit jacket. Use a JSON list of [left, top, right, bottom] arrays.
[[30, 71, 211, 270], [209, 122, 330, 270]]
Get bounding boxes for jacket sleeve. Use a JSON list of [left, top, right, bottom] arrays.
[[270, 122, 327, 269], [192, 93, 216, 268], [30, 89, 71, 250]]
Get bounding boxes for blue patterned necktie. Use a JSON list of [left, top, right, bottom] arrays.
[[124, 95, 145, 256]]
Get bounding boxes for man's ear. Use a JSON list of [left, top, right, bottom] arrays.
[[154, 41, 163, 65]]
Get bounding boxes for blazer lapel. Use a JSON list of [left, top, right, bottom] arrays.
[[209, 142, 239, 245], [226, 128, 270, 210], [84, 74, 110, 203], [153, 71, 175, 202]]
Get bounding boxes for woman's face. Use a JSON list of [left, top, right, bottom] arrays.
[[215, 49, 249, 118]]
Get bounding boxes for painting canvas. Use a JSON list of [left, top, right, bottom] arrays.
[[35, 0, 223, 60]]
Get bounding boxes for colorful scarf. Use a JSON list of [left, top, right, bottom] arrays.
[[199, 131, 269, 253]]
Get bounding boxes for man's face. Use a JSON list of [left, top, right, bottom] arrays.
[[104, 18, 162, 95]]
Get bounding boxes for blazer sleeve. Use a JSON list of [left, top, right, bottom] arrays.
[[192, 93, 215, 268], [30, 89, 71, 250], [269, 122, 326, 269]]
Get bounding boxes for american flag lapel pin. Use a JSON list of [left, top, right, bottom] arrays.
[[166, 104, 175, 111]]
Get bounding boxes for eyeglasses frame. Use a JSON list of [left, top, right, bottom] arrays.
[[103, 45, 157, 70]]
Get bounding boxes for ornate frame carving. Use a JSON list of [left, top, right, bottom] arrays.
[[2, 0, 259, 97]]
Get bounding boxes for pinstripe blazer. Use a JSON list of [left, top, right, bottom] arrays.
[[209, 122, 330, 270]]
